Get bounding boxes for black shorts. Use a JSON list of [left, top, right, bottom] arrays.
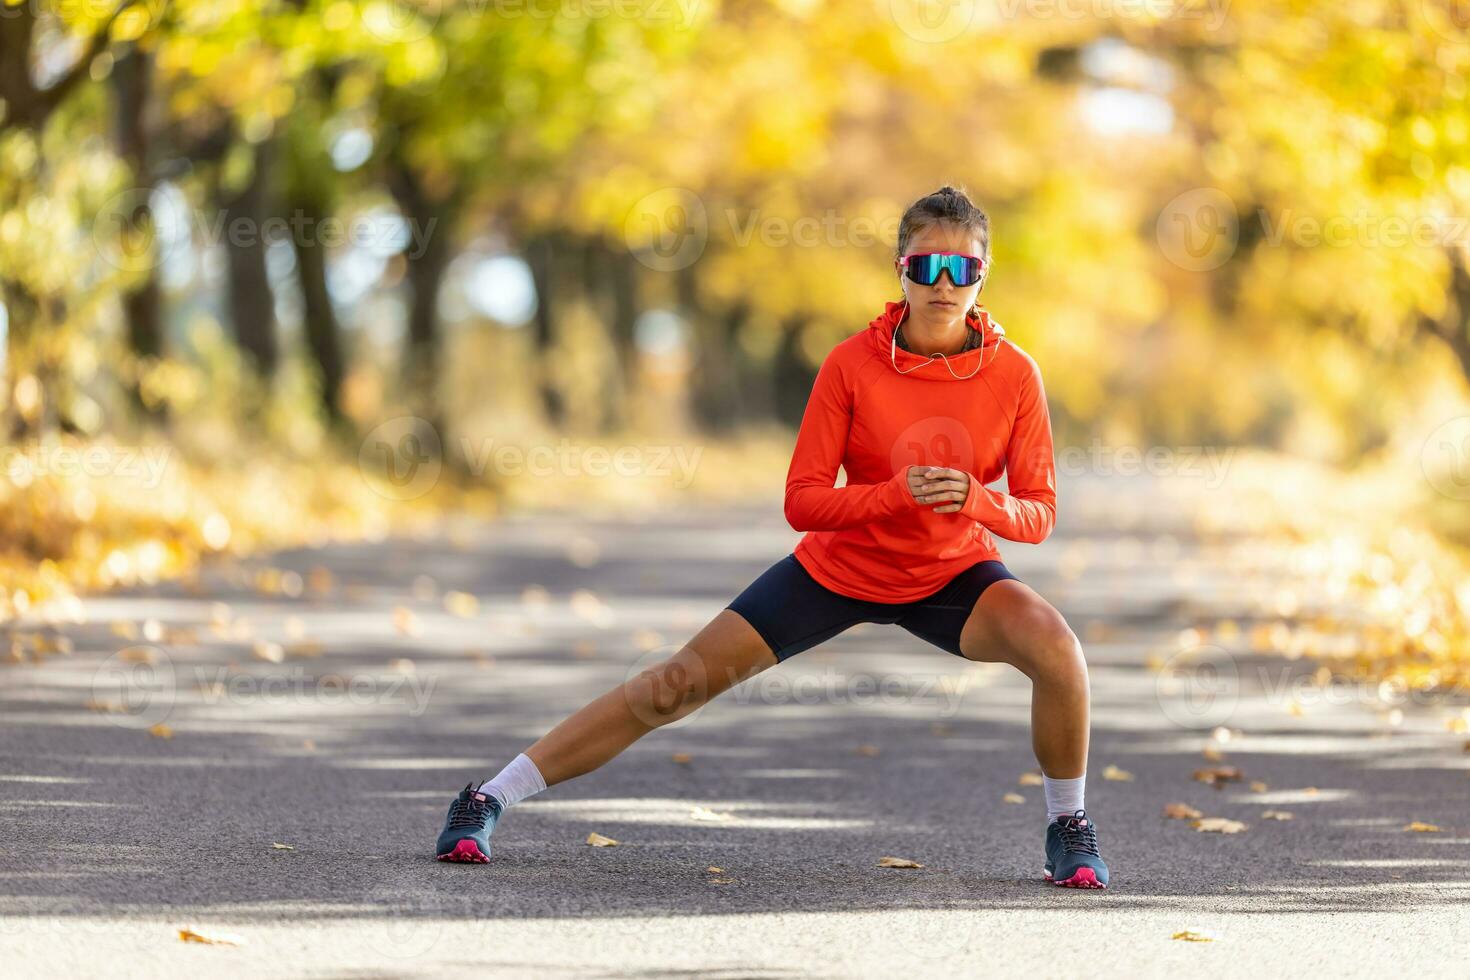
[[724, 553, 1020, 663]]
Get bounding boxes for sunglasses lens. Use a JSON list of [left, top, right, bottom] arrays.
[[905, 253, 942, 285], [949, 255, 981, 286], [905, 253, 983, 287]]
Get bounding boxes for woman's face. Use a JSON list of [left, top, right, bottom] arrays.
[[895, 221, 987, 328]]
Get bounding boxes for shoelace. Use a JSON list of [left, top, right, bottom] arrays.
[[1056, 809, 1100, 856], [447, 788, 497, 830]]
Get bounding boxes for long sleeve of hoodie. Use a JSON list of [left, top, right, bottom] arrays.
[[957, 357, 1057, 543], [784, 355, 918, 532]]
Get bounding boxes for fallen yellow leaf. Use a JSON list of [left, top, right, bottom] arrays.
[[252, 641, 284, 664], [878, 856, 924, 868], [1201, 745, 1225, 762], [1018, 772, 1044, 786], [117, 646, 155, 664], [1404, 821, 1441, 833], [586, 832, 619, 847], [1002, 792, 1026, 804], [1193, 817, 1247, 834], [392, 607, 421, 637], [1103, 764, 1134, 782], [1193, 766, 1242, 786], [1249, 781, 1268, 793], [1260, 810, 1294, 821], [1163, 802, 1202, 820], [706, 866, 724, 873], [1172, 929, 1217, 943], [444, 591, 480, 618], [270, 842, 295, 850], [149, 723, 174, 739], [856, 744, 880, 757], [178, 927, 244, 946]]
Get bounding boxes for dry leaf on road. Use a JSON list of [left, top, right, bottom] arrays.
[[1002, 792, 1025, 804], [178, 927, 244, 946], [878, 856, 924, 868], [1194, 817, 1247, 834], [1261, 810, 1294, 821], [1404, 821, 1441, 833], [1172, 929, 1217, 943], [690, 806, 733, 822], [149, 723, 173, 739], [671, 753, 692, 764], [1103, 765, 1134, 782], [1164, 802, 1203, 820], [1018, 772, 1044, 786], [1194, 766, 1242, 786], [586, 832, 619, 847], [270, 842, 294, 850]]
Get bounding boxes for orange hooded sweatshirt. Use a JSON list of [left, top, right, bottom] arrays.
[[785, 299, 1057, 602]]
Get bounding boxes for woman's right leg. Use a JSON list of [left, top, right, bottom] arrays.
[[523, 608, 779, 787]]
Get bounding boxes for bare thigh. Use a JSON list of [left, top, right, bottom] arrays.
[[624, 607, 781, 727], [957, 579, 1076, 668], [526, 609, 781, 786]]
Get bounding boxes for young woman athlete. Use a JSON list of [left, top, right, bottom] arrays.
[[435, 185, 1109, 889]]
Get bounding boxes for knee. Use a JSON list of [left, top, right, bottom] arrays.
[[1017, 617, 1086, 682], [623, 651, 710, 728]]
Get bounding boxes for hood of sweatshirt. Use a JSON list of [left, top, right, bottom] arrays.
[[866, 299, 1006, 381]]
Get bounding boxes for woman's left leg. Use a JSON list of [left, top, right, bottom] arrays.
[[899, 567, 1108, 887], [955, 579, 1090, 779]]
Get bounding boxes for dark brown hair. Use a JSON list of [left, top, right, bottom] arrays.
[[895, 185, 991, 262]]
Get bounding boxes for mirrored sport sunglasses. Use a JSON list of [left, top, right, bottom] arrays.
[[899, 251, 987, 287]]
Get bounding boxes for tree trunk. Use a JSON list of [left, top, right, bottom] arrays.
[[112, 46, 166, 416], [1419, 247, 1470, 386], [220, 139, 279, 378], [288, 192, 346, 422], [386, 153, 454, 438], [587, 238, 640, 433], [773, 313, 817, 428], [525, 232, 568, 427], [690, 300, 751, 433]]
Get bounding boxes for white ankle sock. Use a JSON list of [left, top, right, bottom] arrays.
[[477, 752, 547, 809], [1043, 774, 1085, 823]]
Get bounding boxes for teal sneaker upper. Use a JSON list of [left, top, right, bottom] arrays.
[[1045, 809, 1109, 886], [436, 783, 504, 859]]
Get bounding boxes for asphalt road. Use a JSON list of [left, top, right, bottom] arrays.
[[2, 476, 1467, 978]]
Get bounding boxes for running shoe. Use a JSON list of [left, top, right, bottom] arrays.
[[1043, 808, 1109, 889], [435, 783, 504, 863]]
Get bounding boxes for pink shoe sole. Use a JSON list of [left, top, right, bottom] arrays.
[[437, 839, 489, 863], [1044, 866, 1106, 889]]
